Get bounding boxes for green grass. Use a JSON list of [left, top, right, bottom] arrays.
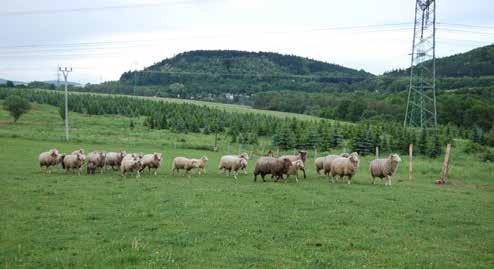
[[0, 104, 493, 268]]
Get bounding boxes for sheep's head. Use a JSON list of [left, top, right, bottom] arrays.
[[266, 150, 273, 157], [154, 153, 162, 161], [76, 153, 84, 161], [349, 153, 360, 167], [389, 154, 401, 163], [120, 151, 127, 158], [282, 158, 293, 169], [201, 156, 209, 162], [340, 152, 350, 158], [293, 160, 304, 169], [240, 158, 248, 168], [50, 149, 58, 158], [240, 152, 249, 160], [298, 150, 307, 161]]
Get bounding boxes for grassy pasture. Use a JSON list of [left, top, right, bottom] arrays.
[[0, 103, 493, 268]]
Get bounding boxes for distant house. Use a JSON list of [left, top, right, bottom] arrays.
[[225, 93, 234, 101]]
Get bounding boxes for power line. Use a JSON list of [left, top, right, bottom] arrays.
[[0, 0, 219, 17]]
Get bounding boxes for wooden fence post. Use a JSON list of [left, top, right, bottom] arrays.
[[440, 144, 452, 183], [375, 146, 379, 159], [408, 144, 413, 181]]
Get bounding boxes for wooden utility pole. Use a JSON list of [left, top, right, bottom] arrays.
[[439, 143, 452, 183], [408, 144, 413, 181]]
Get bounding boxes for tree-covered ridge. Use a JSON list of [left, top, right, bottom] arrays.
[[384, 44, 494, 78], [143, 50, 372, 77]]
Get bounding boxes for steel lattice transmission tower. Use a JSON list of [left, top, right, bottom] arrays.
[[404, 0, 437, 129]]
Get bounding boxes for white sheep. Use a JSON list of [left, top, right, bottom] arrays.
[[87, 151, 106, 173], [105, 151, 127, 170], [321, 153, 350, 176], [190, 156, 208, 175], [38, 149, 63, 173], [140, 153, 162, 175], [329, 152, 360, 184], [218, 154, 248, 180], [62, 153, 85, 175], [286, 160, 305, 182], [121, 155, 143, 178], [315, 152, 349, 175], [172, 156, 208, 176], [369, 154, 402, 186]]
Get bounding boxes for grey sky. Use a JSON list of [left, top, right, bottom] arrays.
[[1, 0, 493, 83]]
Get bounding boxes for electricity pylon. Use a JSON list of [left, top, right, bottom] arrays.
[[404, 0, 437, 129]]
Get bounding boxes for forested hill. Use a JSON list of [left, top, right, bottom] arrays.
[[143, 50, 371, 77], [118, 50, 373, 95], [384, 44, 494, 78]]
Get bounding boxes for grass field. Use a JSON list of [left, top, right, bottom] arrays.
[[1, 103, 493, 268]]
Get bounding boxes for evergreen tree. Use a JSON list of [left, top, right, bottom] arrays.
[[429, 133, 442, 158], [471, 126, 481, 144], [307, 128, 321, 149], [418, 128, 429, 155]]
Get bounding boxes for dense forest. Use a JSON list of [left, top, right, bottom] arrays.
[[2, 88, 493, 161]]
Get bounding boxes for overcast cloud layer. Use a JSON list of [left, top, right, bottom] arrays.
[[1, 0, 493, 83]]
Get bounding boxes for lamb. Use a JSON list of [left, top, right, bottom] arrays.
[[87, 151, 107, 173], [38, 149, 63, 173], [285, 160, 305, 182], [329, 152, 360, 184], [140, 153, 162, 175], [105, 151, 127, 170], [190, 156, 209, 175], [172, 156, 208, 176], [320, 152, 350, 176], [369, 154, 402, 186], [279, 150, 308, 178], [120, 155, 143, 178], [61, 153, 85, 175], [253, 157, 293, 182], [218, 154, 249, 180]]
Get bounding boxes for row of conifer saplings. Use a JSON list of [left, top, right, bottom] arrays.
[[38, 149, 401, 185]]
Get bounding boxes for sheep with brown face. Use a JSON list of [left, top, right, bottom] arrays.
[[140, 153, 162, 175], [279, 150, 308, 178], [369, 154, 402, 186], [38, 149, 63, 173], [87, 151, 107, 174], [105, 151, 127, 171], [253, 157, 293, 182], [61, 153, 85, 175], [329, 152, 360, 184]]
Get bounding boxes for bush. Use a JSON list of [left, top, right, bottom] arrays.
[[3, 95, 30, 122], [480, 149, 494, 163], [463, 141, 484, 154]]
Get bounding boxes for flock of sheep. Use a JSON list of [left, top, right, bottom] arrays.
[[38, 148, 402, 186]]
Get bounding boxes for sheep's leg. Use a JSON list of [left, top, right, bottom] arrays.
[[233, 171, 238, 181], [386, 175, 391, 186], [244, 168, 248, 175], [371, 176, 375, 185], [301, 168, 306, 179], [295, 175, 299, 183], [254, 173, 257, 182], [347, 176, 352, 185], [261, 174, 266, 182]]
